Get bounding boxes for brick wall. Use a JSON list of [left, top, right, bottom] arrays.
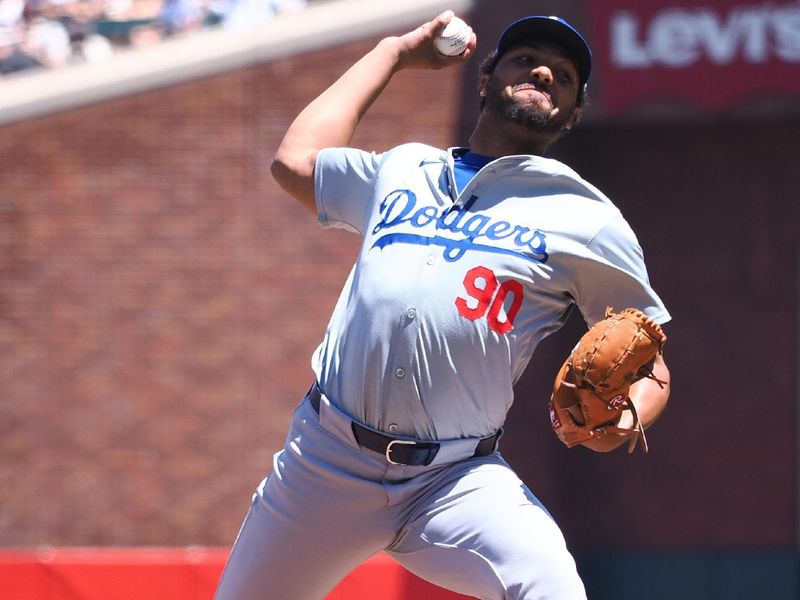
[[0, 39, 467, 546]]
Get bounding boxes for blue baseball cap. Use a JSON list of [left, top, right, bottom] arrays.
[[496, 16, 592, 88]]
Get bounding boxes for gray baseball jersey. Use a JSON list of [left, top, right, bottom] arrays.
[[313, 142, 669, 441]]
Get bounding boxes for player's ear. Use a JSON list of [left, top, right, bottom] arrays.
[[564, 106, 582, 131], [478, 73, 490, 98]]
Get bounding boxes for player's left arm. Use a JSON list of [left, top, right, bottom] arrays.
[[580, 352, 671, 453], [573, 217, 671, 452]]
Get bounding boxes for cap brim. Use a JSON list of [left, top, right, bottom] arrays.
[[496, 16, 592, 86]]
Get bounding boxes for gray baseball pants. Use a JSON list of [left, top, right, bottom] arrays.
[[214, 388, 586, 600]]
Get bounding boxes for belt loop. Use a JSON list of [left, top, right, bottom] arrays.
[[473, 427, 503, 458], [308, 382, 321, 413]]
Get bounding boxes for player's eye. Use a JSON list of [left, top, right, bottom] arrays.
[[557, 70, 574, 83]]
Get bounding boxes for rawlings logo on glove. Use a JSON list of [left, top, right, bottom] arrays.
[[549, 307, 667, 453]]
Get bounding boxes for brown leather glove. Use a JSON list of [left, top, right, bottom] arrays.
[[548, 307, 667, 453]]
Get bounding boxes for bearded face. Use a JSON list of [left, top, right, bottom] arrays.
[[479, 43, 582, 138], [483, 76, 577, 135]]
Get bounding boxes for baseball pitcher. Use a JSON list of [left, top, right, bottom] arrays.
[[214, 11, 671, 600]]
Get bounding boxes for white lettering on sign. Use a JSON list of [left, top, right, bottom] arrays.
[[611, 4, 800, 68]]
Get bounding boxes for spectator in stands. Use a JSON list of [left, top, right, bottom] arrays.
[[18, 1, 72, 67], [210, 0, 304, 31], [0, 0, 36, 72], [67, 18, 113, 63], [0, 28, 44, 73], [156, 0, 205, 36], [0, 0, 311, 74]]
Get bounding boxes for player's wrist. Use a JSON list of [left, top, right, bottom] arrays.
[[374, 36, 414, 74], [616, 408, 634, 430]]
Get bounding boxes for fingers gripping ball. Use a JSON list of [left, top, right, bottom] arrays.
[[549, 308, 667, 453], [434, 17, 471, 56]]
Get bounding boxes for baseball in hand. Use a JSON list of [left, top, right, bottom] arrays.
[[434, 16, 471, 56]]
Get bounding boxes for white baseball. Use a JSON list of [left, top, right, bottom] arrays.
[[434, 17, 471, 56]]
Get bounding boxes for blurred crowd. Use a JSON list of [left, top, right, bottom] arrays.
[[0, 0, 307, 75]]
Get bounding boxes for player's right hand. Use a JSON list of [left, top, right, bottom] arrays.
[[389, 10, 477, 71]]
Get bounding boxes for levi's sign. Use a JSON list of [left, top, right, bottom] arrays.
[[587, 1, 800, 113], [612, 5, 800, 67]]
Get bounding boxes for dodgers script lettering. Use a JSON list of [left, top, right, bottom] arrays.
[[371, 189, 549, 263]]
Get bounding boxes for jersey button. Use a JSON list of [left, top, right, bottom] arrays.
[[388, 423, 399, 432], [406, 308, 416, 319], [426, 255, 435, 265], [394, 367, 406, 378]]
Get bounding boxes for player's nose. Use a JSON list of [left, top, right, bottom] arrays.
[[530, 65, 554, 87]]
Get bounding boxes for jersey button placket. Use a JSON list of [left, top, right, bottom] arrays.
[[393, 309, 414, 379]]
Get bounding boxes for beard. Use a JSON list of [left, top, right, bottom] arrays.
[[502, 99, 551, 130], [484, 83, 573, 134]]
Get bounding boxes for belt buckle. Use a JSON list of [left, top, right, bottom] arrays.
[[385, 439, 416, 465]]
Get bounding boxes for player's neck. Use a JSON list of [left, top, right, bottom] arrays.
[[468, 112, 552, 158]]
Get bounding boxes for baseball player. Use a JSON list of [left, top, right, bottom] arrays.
[[214, 11, 671, 600]]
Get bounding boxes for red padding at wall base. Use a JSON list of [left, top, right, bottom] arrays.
[[0, 548, 472, 600]]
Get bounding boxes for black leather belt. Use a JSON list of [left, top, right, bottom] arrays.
[[308, 383, 500, 467]]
